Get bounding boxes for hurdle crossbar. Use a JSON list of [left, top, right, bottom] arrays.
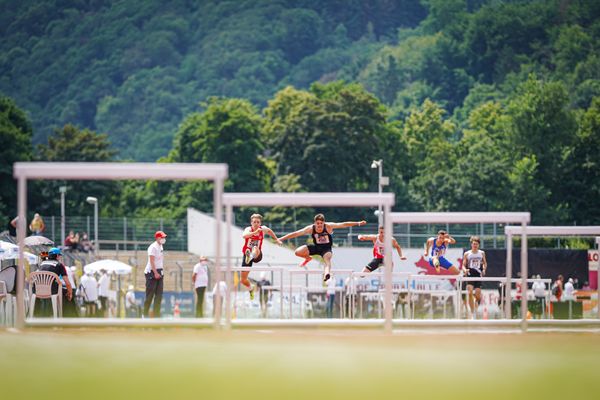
[[13, 162, 228, 330]]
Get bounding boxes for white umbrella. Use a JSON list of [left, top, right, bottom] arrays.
[[84, 259, 132, 275], [24, 235, 54, 246], [0, 240, 38, 264]]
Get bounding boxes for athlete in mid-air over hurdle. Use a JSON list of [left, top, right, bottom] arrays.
[[279, 213, 366, 284], [423, 230, 460, 274], [357, 225, 406, 273], [241, 213, 282, 299]]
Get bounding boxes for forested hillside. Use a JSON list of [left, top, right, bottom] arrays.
[[1, 0, 599, 225]]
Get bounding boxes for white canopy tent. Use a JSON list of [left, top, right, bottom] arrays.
[[84, 259, 133, 275], [0, 240, 38, 265]]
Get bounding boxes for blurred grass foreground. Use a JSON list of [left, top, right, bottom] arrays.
[[1, 329, 598, 400]]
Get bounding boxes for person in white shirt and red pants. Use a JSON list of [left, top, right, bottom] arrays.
[[144, 231, 167, 318]]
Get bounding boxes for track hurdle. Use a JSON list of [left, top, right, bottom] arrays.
[[14, 162, 228, 330], [504, 226, 600, 325], [222, 192, 395, 331]]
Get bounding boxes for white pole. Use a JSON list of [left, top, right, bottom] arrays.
[[60, 186, 66, 245], [520, 221, 528, 331], [213, 178, 223, 329], [94, 200, 99, 257], [383, 203, 392, 333], [16, 177, 27, 329], [506, 233, 512, 319], [225, 204, 232, 329], [597, 237, 600, 320], [378, 162, 383, 227]]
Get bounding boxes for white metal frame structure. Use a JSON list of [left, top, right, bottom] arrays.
[[222, 192, 395, 331], [504, 226, 600, 321], [390, 212, 531, 329], [13, 162, 228, 329]]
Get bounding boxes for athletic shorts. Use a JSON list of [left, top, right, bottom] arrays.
[[465, 269, 482, 289], [366, 257, 384, 272], [242, 250, 263, 267], [307, 244, 332, 258], [428, 256, 453, 270]]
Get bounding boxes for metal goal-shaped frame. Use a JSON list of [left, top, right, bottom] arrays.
[[13, 162, 228, 329], [222, 192, 396, 331]]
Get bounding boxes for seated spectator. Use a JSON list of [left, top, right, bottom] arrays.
[[80, 232, 93, 253], [64, 231, 79, 252], [36, 247, 73, 317]]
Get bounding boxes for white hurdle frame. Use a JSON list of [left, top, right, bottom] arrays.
[[222, 192, 395, 331], [390, 212, 531, 330], [13, 162, 228, 329], [288, 268, 354, 319], [505, 226, 600, 322], [227, 266, 284, 318]]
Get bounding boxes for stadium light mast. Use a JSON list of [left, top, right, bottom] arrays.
[[371, 160, 388, 226], [59, 186, 67, 244], [86, 196, 98, 256]]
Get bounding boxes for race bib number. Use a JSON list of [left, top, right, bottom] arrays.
[[315, 235, 330, 244], [248, 239, 259, 248]]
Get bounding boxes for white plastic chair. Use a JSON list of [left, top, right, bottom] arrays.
[[29, 271, 62, 318]]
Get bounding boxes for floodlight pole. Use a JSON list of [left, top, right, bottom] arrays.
[[86, 196, 98, 256], [59, 186, 67, 245]]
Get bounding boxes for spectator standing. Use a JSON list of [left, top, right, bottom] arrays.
[[7, 216, 18, 239], [143, 231, 167, 318], [79, 271, 98, 317], [531, 274, 546, 318], [98, 269, 110, 317], [125, 285, 139, 318], [29, 213, 45, 235], [552, 275, 564, 301], [564, 278, 575, 301], [192, 256, 209, 318]]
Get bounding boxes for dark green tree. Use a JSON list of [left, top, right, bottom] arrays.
[[0, 96, 32, 223]]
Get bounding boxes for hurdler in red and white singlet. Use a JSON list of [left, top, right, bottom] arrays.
[[243, 228, 264, 254]]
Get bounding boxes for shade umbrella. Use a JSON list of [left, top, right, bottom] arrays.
[[0, 240, 39, 265], [84, 259, 132, 275], [84, 259, 133, 318], [23, 235, 54, 246]]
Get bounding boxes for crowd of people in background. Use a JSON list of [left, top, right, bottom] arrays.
[[64, 230, 94, 253]]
